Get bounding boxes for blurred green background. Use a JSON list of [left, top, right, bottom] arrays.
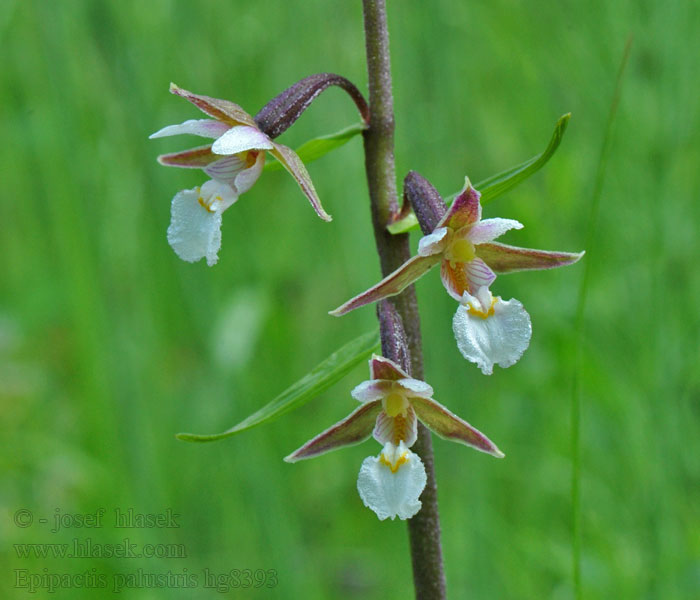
[[2, 0, 698, 598]]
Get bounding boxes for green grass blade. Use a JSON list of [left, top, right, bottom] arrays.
[[571, 36, 633, 599], [176, 329, 380, 442], [387, 113, 571, 234], [264, 122, 367, 172]]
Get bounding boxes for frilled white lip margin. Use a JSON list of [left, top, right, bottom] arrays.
[[166, 181, 238, 267], [453, 287, 532, 375], [357, 441, 427, 520]]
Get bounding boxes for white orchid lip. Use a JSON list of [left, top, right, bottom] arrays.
[[453, 287, 532, 375], [378, 440, 411, 473], [357, 441, 427, 520], [196, 182, 231, 213], [167, 184, 231, 266], [463, 286, 498, 319]]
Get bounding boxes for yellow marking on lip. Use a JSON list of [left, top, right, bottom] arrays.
[[198, 194, 223, 213], [467, 296, 499, 319], [379, 451, 409, 474]]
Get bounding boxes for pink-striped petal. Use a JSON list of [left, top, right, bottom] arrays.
[[157, 145, 219, 169], [373, 406, 418, 447], [211, 125, 274, 155], [411, 396, 504, 457], [330, 254, 442, 316], [369, 355, 410, 381], [203, 155, 248, 185], [169, 83, 256, 127], [284, 400, 382, 462], [465, 258, 497, 293], [270, 143, 331, 221], [468, 218, 524, 244], [437, 181, 481, 230], [149, 119, 231, 140], [231, 151, 265, 195], [475, 242, 585, 273], [204, 151, 265, 194]]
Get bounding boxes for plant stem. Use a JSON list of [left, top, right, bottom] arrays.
[[361, 1, 446, 598]]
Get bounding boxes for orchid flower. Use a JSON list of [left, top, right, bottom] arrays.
[[151, 83, 329, 266], [331, 179, 583, 315], [330, 179, 582, 374], [286, 355, 502, 520]]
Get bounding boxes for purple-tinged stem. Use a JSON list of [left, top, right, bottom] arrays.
[[361, 1, 446, 598]]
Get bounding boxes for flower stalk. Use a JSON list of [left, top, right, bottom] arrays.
[[361, 1, 446, 597]]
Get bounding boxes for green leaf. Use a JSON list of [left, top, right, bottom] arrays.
[[176, 330, 380, 443], [388, 113, 571, 234], [264, 122, 367, 172], [473, 112, 571, 204]]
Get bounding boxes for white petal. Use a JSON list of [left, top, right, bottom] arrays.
[[211, 125, 273, 155], [417, 227, 449, 256], [453, 297, 532, 375], [167, 187, 228, 266], [397, 378, 434, 399], [149, 118, 231, 139], [351, 380, 392, 403], [468, 218, 523, 244], [357, 443, 427, 520]]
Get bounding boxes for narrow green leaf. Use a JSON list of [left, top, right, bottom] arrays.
[[176, 330, 380, 443], [474, 112, 571, 204], [387, 113, 571, 234], [264, 122, 367, 172]]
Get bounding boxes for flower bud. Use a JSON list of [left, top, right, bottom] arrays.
[[403, 171, 447, 235], [377, 300, 412, 374], [254, 73, 369, 139]]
